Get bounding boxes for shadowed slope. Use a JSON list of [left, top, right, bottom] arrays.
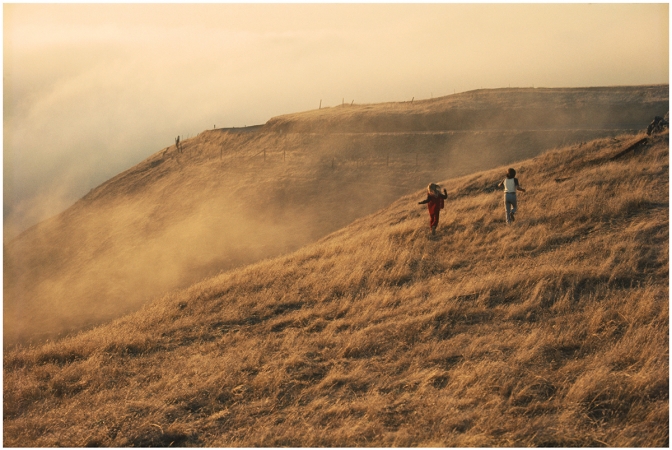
[[4, 132, 668, 446], [4, 85, 667, 346]]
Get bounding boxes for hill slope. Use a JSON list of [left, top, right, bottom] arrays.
[[3, 85, 668, 346], [4, 131, 668, 446]]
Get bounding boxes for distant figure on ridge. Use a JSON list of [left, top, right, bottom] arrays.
[[646, 115, 668, 135], [175, 136, 182, 153], [418, 183, 448, 235], [497, 168, 526, 225]]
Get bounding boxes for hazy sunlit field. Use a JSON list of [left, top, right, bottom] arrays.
[[4, 86, 666, 347], [4, 130, 668, 446]]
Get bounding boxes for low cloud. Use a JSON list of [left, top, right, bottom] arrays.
[[4, 3, 668, 238]]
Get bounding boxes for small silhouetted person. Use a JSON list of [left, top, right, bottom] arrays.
[[647, 116, 668, 135], [418, 183, 447, 235], [497, 168, 526, 224], [175, 136, 182, 153]]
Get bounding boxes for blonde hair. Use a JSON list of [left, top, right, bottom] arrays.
[[427, 183, 441, 196]]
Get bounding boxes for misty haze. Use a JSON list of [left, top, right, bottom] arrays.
[[4, 105, 669, 446], [4, 3, 668, 239], [3, 3, 669, 447], [4, 85, 668, 346]]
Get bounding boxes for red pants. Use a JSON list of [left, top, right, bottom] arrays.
[[429, 212, 440, 228]]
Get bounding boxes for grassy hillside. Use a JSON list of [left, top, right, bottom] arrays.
[[4, 131, 668, 446], [267, 85, 668, 133], [4, 85, 667, 346]]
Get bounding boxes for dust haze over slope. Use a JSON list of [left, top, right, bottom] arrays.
[[3, 86, 668, 347], [3, 131, 668, 447], [5, 3, 668, 239]]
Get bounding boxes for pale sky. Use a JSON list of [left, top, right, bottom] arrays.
[[3, 3, 669, 238]]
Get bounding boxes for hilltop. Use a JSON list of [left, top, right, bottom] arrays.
[[266, 85, 667, 133], [4, 130, 668, 446], [4, 85, 668, 346]]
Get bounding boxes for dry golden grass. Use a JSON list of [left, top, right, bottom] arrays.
[[4, 86, 667, 347], [268, 85, 668, 134], [4, 131, 668, 446]]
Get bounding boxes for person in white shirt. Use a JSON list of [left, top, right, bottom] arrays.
[[497, 168, 526, 224]]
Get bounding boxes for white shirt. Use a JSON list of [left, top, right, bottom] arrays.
[[503, 177, 518, 193]]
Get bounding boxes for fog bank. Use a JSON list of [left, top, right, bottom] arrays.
[[4, 3, 669, 238]]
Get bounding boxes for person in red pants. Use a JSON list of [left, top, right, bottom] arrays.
[[418, 183, 448, 235]]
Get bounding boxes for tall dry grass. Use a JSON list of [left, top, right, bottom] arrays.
[[5, 86, 666, 347], [4, 132, 668, 446]]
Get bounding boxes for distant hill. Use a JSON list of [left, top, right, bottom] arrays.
[[4, 85, 668, 346], [4, 130, 668, 446], [267, 85, 668, 133]]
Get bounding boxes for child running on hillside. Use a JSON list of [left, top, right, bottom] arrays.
[[418, 183, 448, 235], [497, 168, 526, 224]]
